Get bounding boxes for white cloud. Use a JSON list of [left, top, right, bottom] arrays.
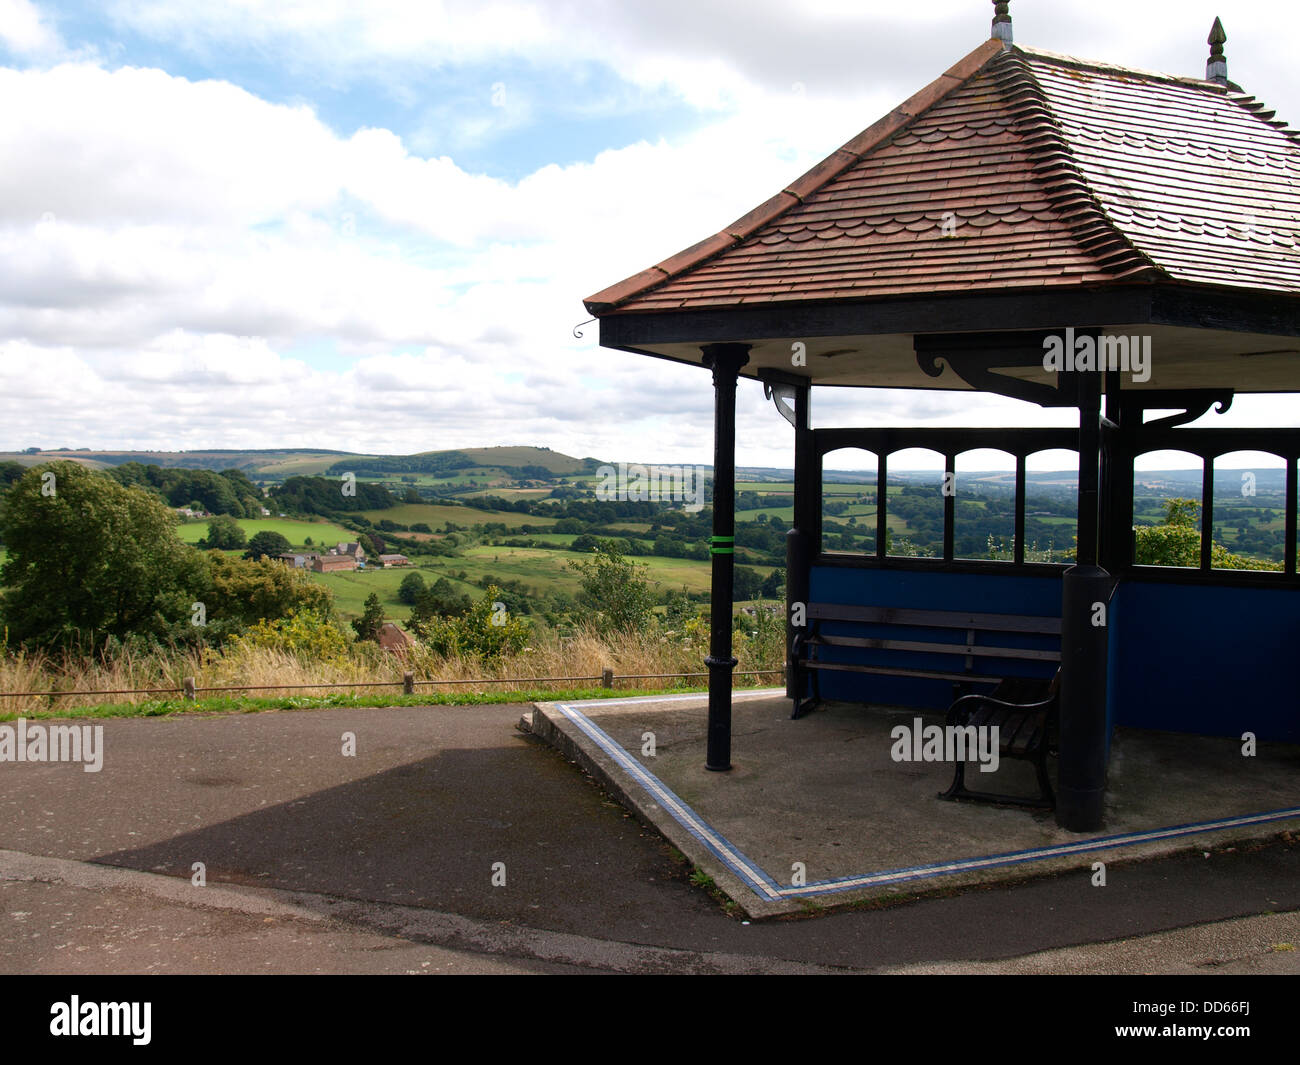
[[2, 3, 1299, 469], [0, 0, 63, 58]]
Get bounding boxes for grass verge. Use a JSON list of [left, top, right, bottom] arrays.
[[0, 684, 717, 722]]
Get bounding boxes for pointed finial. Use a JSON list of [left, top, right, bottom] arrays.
[[1206, 17, 1227, 84], [991, 1, 1013, 47]]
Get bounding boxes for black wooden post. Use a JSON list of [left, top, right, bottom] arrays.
[[786, 383, 812, 705], [1058, 370, 1111, 831], [702, 343, 750, 772]]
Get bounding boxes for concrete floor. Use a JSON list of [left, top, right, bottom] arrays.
[[527, 690, 1300, 918]]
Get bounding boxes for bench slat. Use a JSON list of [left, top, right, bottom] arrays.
[[810, 635, 1060, 663], [807, 603, 1061, 635], [803, 661, 1004, 684]]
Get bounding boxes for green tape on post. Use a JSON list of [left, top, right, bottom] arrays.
[[709, 535, 735, 555]]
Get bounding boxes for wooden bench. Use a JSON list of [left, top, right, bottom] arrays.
[[937, 670, 1061, 809], [790, 603, 1061, 720]]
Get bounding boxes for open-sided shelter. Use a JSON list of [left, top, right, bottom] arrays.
[[583, 3, 1300, 831]]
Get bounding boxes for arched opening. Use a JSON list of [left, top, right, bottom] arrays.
[[1024, 448, 1079, 564], [819, 447, 877, 556], [1210, 450, 1287, 572], [884, 448, 946, 558], [953, 448, 1016, 562], [1131, 448, 1203, 570]]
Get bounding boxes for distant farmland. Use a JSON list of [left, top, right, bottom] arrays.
[[359, 502, 557, 529], [175, 517, 358, 547]]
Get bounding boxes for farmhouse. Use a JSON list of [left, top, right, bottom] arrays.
[[311, 556, 356, 573], [333, 542, 367, 561]]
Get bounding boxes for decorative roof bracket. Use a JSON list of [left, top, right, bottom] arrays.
[[915, 331, 1086, 408], [757, 368, 808, 427], [1118, 389, 1234, 429]]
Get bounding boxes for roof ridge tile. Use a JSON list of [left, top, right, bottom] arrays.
[[996, 50, 1164, 284]]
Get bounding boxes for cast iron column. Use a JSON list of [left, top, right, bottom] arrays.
[[702, 343, 750, 771], [785, 384, 811, 706], [1058, 370, 1111, 831]]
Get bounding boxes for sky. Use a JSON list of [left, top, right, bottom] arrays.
[[1, 0, 1297, 471]]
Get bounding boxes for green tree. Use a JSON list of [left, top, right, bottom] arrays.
[[352, 592, 385, 643], [230, 609, 349, 663], [661, 588, 699, 630], [244, 530, 293, 560], [1135, 497, 1281, 571], [0, 461, 206, 650], [760, 567, 785, 599], [201, 514, 247, 551], [398, 571, 426, 605], [733, 566, 763, 602], [407, 578, 473, 637], [569, 539, 655, 635], [201, 554, 335, 632], [414, 586, 530, 659]]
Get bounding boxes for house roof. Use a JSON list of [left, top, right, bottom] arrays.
[[585, 40, 1300, 315]]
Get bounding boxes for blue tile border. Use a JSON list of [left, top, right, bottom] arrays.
[[555, 692, 1300, 901]]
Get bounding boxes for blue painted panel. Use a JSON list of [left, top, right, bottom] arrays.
[[1110, 580, 1299, 742], [804, 566, 1063, 709], [800, 566, 1299, 742]]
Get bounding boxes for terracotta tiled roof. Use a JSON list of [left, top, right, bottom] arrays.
[[585, 41, 1300, 315]]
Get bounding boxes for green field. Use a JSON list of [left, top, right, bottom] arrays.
[[738, 481, 860, 496], [460, 487, 556, 501], [457, 446, 587, 473], [307, 563, 444, 621], [253, 454, 370, 477], [360, 502, 556, 529], [175, 517, 358, 547], [457, 545, 770, 598], [736, 506, 794, 523]]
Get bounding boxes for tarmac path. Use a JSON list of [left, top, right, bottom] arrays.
[[1, 704, 1297, 974]]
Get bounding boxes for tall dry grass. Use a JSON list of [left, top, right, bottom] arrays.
[[0, 619, 785, 713]]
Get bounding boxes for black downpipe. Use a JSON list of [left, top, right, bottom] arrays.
[[1057, 371, 1111, 831]]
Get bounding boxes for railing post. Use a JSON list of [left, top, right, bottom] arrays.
[[183, 677, 196, 702], [403, 672, 414, 695], [601, 668, 613, 689]]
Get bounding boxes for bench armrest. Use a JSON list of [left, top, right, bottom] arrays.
[[946, 690, 1057, 726]]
